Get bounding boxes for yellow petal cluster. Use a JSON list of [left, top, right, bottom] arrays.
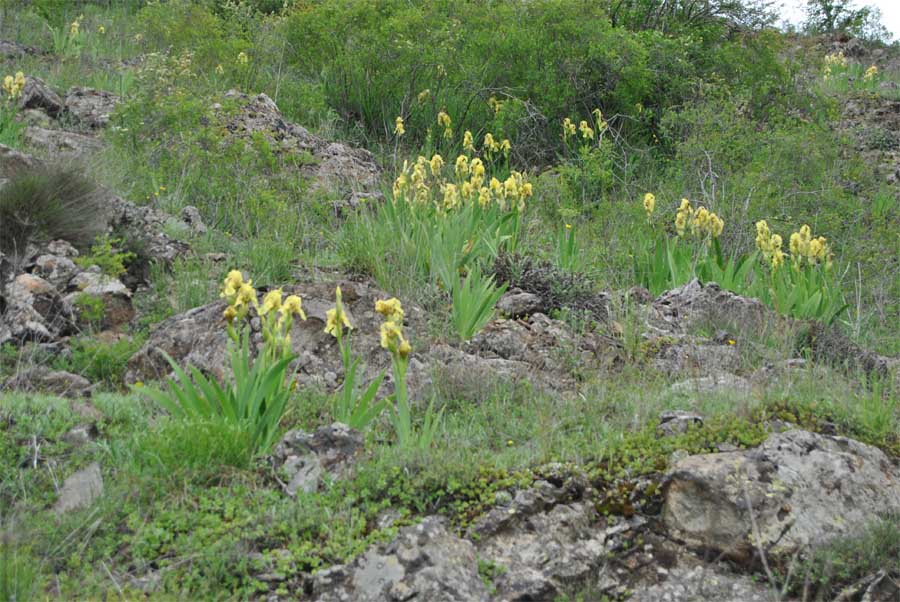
[[281, 295, 306, 320], [463, 130, 475, 153], [392, 151, 532, 215], [643, 192, 655, 218], [578, 120, 594, 140], [562, 118, 576, 140], [324, 286, 352, 338], [2, 71, 25, 100], [755, 220, 785, 270], [259, 288, 283, 316], [788, 224, 830, 268], [394, 116, 405, 136], [437, 110, 452, 139], [824, 51, 848, 68], [674, 199, 724, 238], [375, 298, 404, 323], [864, 65, 878, 81], [237, 51, 249, 65], [376, 298, 411, 358]]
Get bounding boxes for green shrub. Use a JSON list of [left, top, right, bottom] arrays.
[[71, 293, 106, 329], [0, 165, 106, 262], [75, 234, 135, 277]]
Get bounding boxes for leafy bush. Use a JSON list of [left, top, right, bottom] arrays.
[[491, 254, 606, 322], [71, 293, 106, 329], [0, 165, 106, 261]]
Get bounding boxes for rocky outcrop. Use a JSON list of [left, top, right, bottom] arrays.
[[0, 39, 42, 58], [270, 423, 364, 496], [127, 280, 412, 390], [219, 91, 381, 194], [18, 76, 64, 118], [627, 564, 774, 602], [0, 143, 38, 178], [127, 281, 613, 396], [23, 126, 104, 156], [312, 517, 490, 602], [650, 279, 774, 336], [104, 195, 190, 285], [663, 429, 900, 560], [0, 272, 77, 345]]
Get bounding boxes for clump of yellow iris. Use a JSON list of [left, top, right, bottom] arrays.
[[463, 130, 475, 153], [2, 71, 25, 100], [864, 65, 878, 81], [220, 270, 306, 358], [437, 110, 452, 139], [392, 151, 533, 216], [562, 118, 576, 141], [394, 116, 405, 136], [788, 224, 831, 269], [673, 198, 724, 239]]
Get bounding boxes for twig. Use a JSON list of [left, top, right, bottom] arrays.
[[102, 560, 125, 599], [741, 484, 781, 602]]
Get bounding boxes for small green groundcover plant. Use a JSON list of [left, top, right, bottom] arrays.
[[137, 272, 442, 454]]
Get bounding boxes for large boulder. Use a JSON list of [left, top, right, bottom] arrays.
[[65, 268, 134, 331], [663, 429, 900, 560], [0, 39, 42, 59], [468, 478, 611, 601], [219, 91, 381, 194], [3, 366, 92, 398], [53, 462, 103, 514], [0, 143, 38, 178]]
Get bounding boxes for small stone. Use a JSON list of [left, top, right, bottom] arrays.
[[180, 205, 207, 235], [657, 411, 704, 437], [54, 462, 103, 514], [62, 424, 96, 446], [497, 291, 544, 318]]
